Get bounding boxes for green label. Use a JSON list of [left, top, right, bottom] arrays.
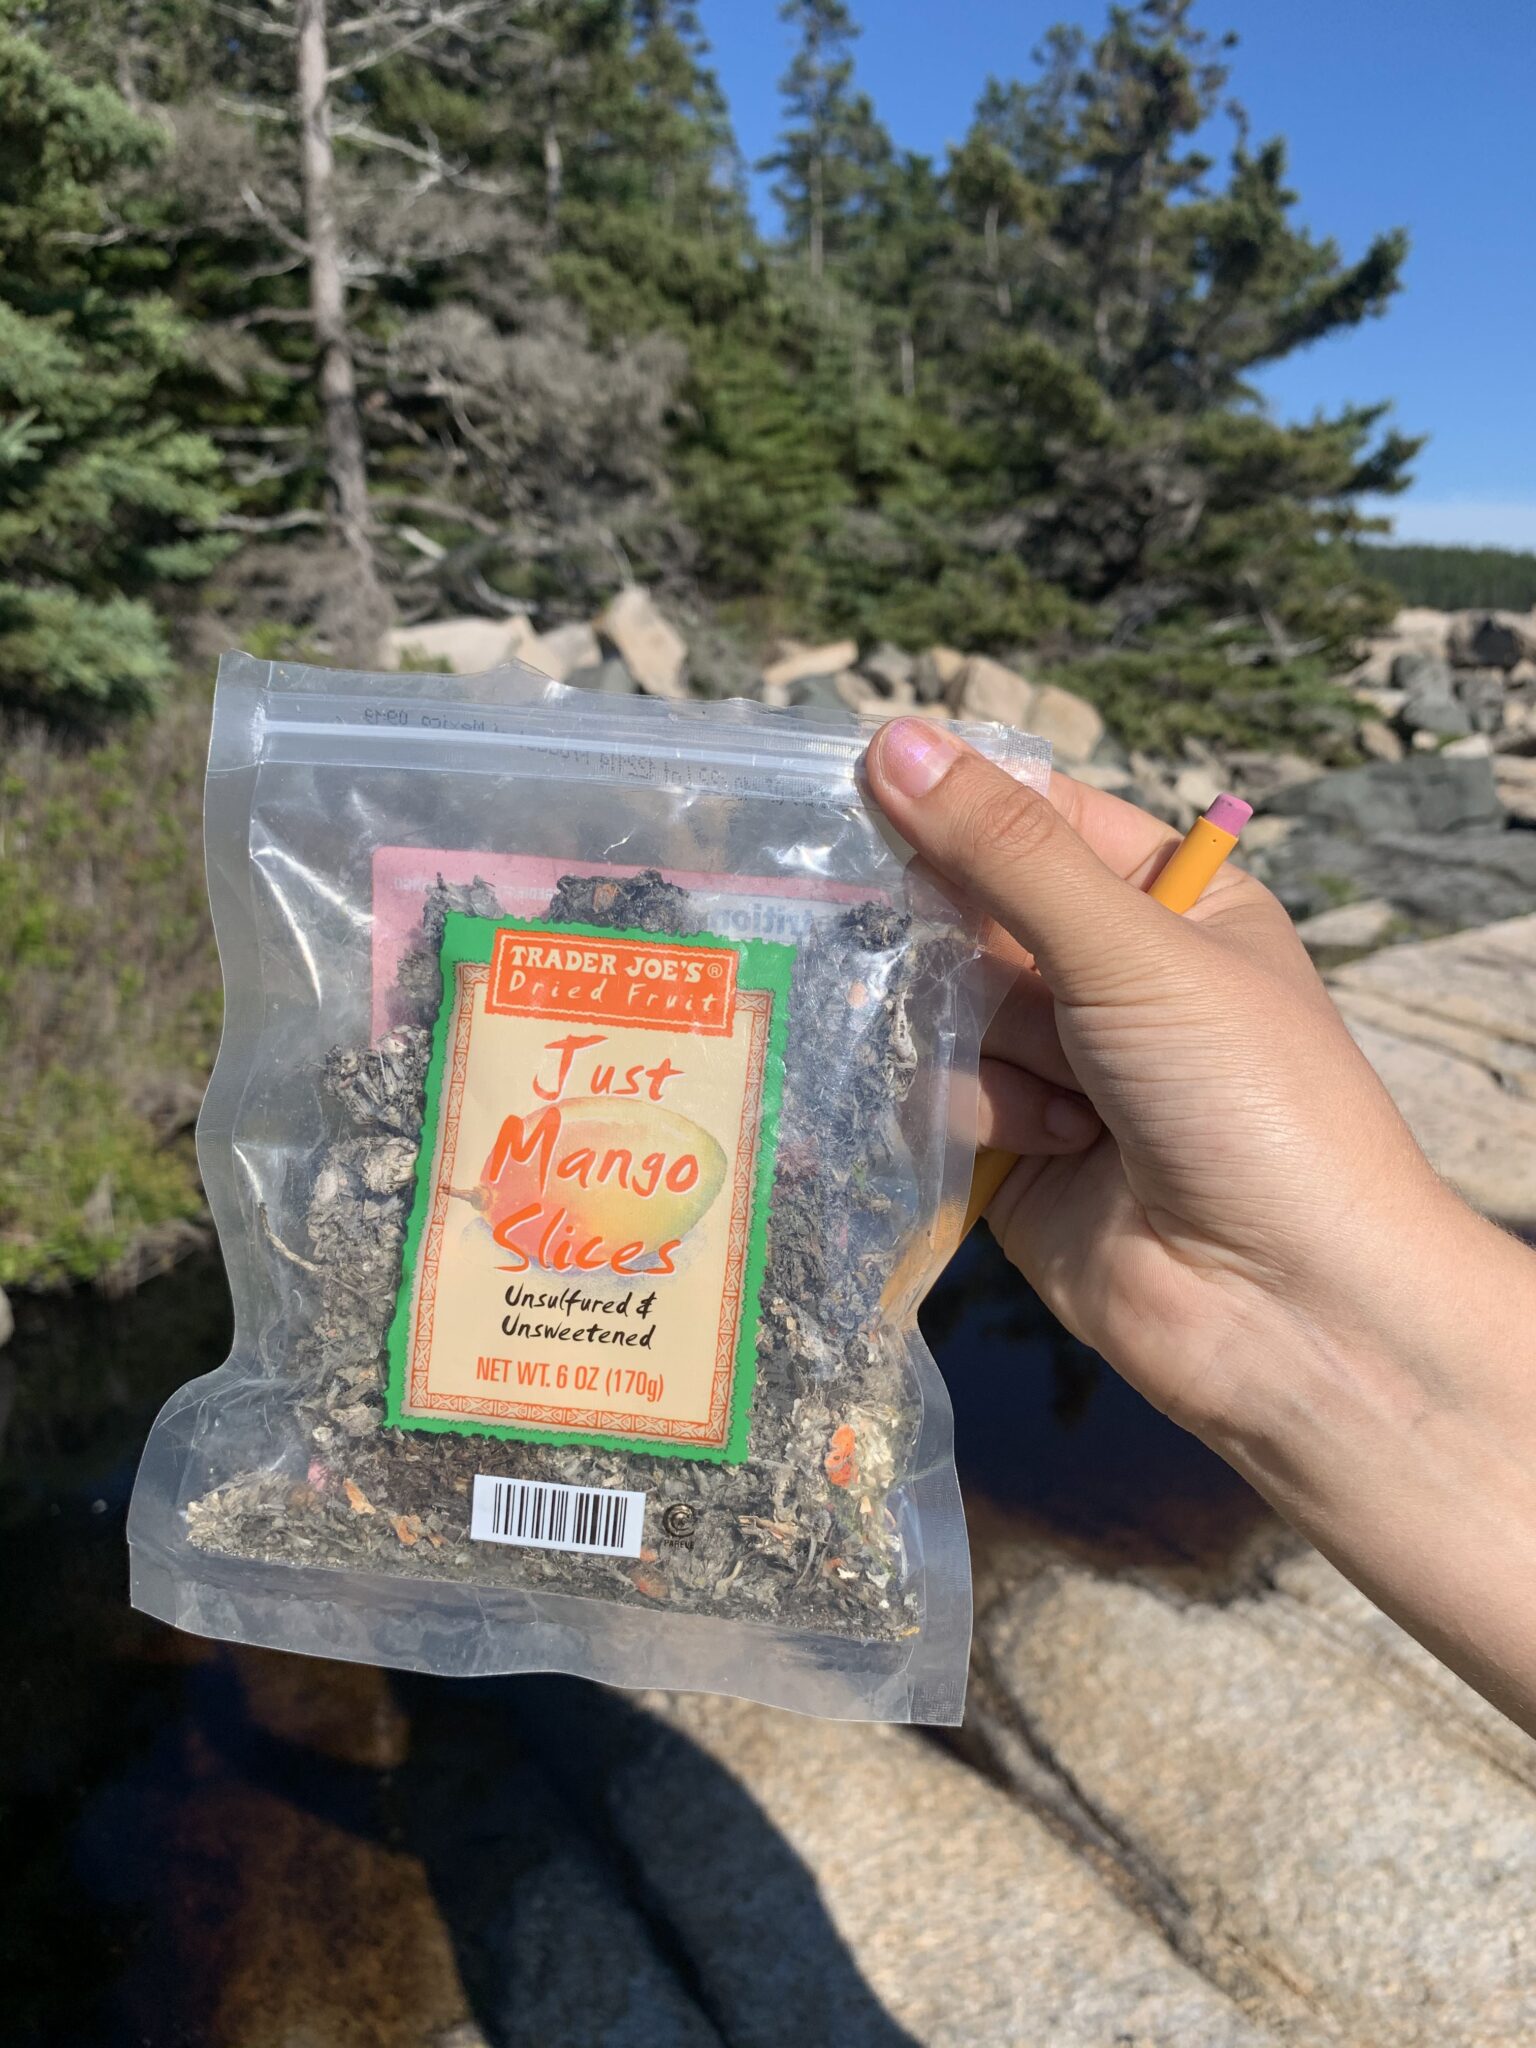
[[385, 914, 793, 1464]]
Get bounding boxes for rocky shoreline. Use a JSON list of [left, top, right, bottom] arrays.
[[384, 591, 1536, 954]]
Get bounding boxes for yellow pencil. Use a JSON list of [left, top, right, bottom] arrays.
[[958, 791, 1252, 1238]]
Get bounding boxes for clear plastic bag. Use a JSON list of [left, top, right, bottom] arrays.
[[128, 651, 1048, 1724]]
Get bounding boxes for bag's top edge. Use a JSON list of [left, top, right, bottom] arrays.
[[213, 648, 1053, 789]]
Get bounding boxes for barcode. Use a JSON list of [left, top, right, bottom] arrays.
[[470, 1475, 644, 1558]]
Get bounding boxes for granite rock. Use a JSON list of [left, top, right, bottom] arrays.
[[1394, 652, 1470, 739], [1264, 756, 1503, 838], [912, 646, 966, 703], [1293, 897, 1399, 951], [1494, 752, 1536, 823], [596, 586, 689, 698], [1357, 718, 1405, 763], [1257, 825, 1536, 931], [1448, 609, 1536, 671], [524, 620, 601, 682], [567, 656, 639, 695], [952, 654, 1034, 728], [1328, 914, 1536, 1227], [967, 1534, 1536, 2046], [1026, 681, 1105, 764], [617, 1689, 1275, 2048], [762, 637, 860, 696], [860, 643, 916, 695], [380, 614, 535, 674]]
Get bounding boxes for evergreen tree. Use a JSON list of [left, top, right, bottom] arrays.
[[17, 0, 1422, 748], [913, 0, 1418, 742], [1359, 542, 1536, 614], [761, 0, 891, 283], [0, 12, 227, 724], [630, 1, 742, 237], [45, 1, 697, 631]]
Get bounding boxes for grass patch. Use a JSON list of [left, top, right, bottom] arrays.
[[0, 684, 221, 1288]]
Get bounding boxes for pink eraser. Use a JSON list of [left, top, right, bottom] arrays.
[[1204, 793, 1252, 837]]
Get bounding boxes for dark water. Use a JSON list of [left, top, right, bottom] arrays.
[[0, 1235, 1258, 2047]]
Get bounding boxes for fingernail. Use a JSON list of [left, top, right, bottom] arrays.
[[877, 718, 961, 799], [1044, 1093, 1100, 1146]]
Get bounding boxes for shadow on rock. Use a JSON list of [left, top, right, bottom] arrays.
[[181, 1660, 923, 2048]]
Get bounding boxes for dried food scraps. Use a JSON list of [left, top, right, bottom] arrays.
[[187, 870, 926, 1641]]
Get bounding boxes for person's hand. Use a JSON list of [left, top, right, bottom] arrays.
[[866, 716, 1536, 1731]]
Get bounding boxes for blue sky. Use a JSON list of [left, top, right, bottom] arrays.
[[700, 0, 1536, 550]]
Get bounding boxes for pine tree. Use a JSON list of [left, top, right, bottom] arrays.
[[761, 0, 891, 284], [630, 1, 741, 237], [17, 0, 1422, 749], [912, 0, 1418, 743], [43, 1, 696, 633], [0, 14, 227, 724]]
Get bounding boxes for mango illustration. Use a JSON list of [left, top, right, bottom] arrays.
[[478, 1096, 727, 1268]]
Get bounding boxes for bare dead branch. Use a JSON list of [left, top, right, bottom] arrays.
[[227, 456, 314, 488], [330, 116, 515, 197], [237, 255, 311, 285], [393, 524, 447, 561], [215, 510, 328, 532], [215, 93, 289, 124], [212, 426, 310, 442], [221, 306, 316, 332], [52, 224, 134, 248], [212, 1, 297, 40], [376, 494, 503, 536], [240, 183, 312, 260], [326, 0, 507, 83], [331, 3, 425, 34], [460, 562, 527, 616]]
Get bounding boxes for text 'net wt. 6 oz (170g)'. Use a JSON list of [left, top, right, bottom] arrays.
[[128, 652, 1049, 1725]]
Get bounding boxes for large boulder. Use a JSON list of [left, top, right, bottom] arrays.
[[831, 670, 903, 714], [523, 620, 601, 683], [1494, 753, 1536, 823], [967, 1532, 1536, 2046], [1357, 719, 1406, 763], [1347, 607, 1450, 688], [595, 587, 688, 698], [761, 638, 859, 697], [1293, 897, 1399, 951], [1220, 750, 1323, 801], [1329, 914, 1536, 1228], [1392, 651, 1470, 739], [859, 642, 916, 697], [1025, 681, 1106, 764], [380, 614, 534, 673], [623, 1691, 1273, 2047], [781, 670, 854, 713], [952, 653, 1034, 728], [912, 645, 966, 703], [1447, 609, 1536, 671], [1258, 826, 1536, 931], [567, 656, 639, 696], [1264, 755, 1503, 838], [1457, 668, 1511, 736]]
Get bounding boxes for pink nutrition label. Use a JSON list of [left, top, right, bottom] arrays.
[[370, 846, 874, 1040]]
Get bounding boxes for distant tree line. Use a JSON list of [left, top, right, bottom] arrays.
[[1356, 543, 1536, 615], [5, 0, 1422, 746]]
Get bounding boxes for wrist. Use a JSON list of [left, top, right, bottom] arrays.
[[1204, 1179, 1524, 1474], [1199, 1192, 1536, 1728]]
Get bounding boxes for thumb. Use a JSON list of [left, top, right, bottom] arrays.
[[865, 718, 1184, 1006]]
